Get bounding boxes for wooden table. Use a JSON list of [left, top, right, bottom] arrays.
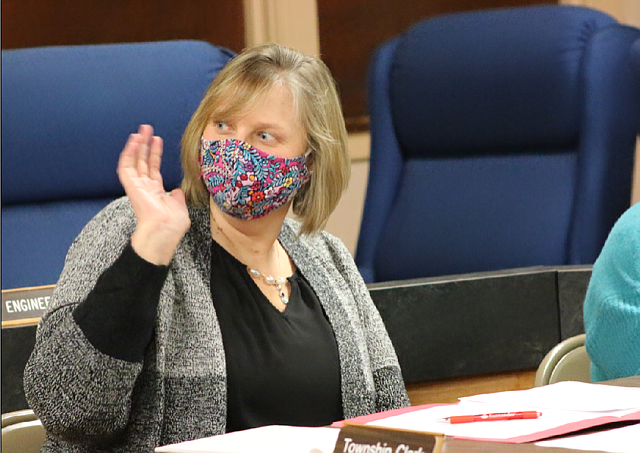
[[440, 376, 640, 453]]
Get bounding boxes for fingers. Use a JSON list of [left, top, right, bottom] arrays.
[[117, 125, 164, 188], [117, 131, 142, 188], [135, 125, 154, 178], [148, 136, 164, 185]]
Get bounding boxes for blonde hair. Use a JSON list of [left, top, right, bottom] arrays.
[[181, 43, 350, 236]]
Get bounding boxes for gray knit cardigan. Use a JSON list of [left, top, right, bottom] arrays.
[[24, 197, 409, 452]]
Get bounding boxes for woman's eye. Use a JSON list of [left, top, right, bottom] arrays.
[[259, 131, 275, 141], [216, 122, 230, 132]]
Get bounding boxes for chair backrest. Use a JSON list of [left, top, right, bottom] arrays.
[[1, 409, 38, 429], [356, 5, 640, 283], [534, 334, 591, 386], [1, 410, 45, 453], [1, 41, 234, 290], [632, 37, 640, 76]]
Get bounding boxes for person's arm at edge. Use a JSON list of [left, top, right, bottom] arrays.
[[584, 204, 640, 381]]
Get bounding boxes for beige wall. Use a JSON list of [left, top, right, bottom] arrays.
[[245, 0, 640, 255], [243, 0, 320, 56], [561, 0, 640, 25], [323, 134, 370, 256]]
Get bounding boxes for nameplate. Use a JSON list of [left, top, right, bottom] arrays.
[[2, 285, 55, 328], [333, 423, 441, 453]]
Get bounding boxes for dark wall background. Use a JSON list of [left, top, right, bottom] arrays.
[[1, 0, 245, 53]]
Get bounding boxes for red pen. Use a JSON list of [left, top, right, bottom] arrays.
[[443, 411, 541, 424]]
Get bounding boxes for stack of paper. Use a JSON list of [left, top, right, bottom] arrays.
[[363, 381, 640, 443], [535, 423, 640, 453]]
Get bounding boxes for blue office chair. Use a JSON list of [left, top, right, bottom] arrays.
[[356, 5, 640, 283], [1, 41, 234, 290], [633, 37, 640, 84]]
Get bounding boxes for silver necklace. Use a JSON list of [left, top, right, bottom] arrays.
[[210, 211, 289, 305], [247, 268, 289, 304]]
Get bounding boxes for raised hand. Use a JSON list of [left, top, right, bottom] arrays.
[[117, 125, 191, 265]]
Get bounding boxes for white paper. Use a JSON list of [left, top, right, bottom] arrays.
[[366, 382, 640, 442], [535, 423, 640, 453], [366, 402, 629, 440], [460, 381, 640, 412], [155, 425, 341, 453]]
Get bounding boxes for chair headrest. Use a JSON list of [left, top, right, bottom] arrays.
[[1, 40, 234, 205], [389, 5, 616, 158]]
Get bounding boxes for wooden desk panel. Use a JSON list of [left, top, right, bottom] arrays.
[[441, 438, 587, 453], [407, 369, 536, 405], [600, 375, 640, 388], [1, 0, 245, 53]]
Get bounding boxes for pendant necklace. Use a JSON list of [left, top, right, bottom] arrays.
[[247, 267, 289, 305], [210, 212, 290, 305]]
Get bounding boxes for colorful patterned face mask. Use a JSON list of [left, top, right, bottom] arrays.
[[200, 138, 311, 220]]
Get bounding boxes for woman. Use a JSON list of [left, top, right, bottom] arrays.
[[24, 43, 409, 452], [583, 202, 640, 382]]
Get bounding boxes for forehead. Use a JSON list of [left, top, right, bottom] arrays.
[[211, 78, 299, 121]]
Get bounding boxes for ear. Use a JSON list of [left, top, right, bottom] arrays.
[[304, 150, 315, 171]]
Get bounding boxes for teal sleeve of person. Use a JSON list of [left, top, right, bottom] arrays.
[[584, 202, 640, 382]]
